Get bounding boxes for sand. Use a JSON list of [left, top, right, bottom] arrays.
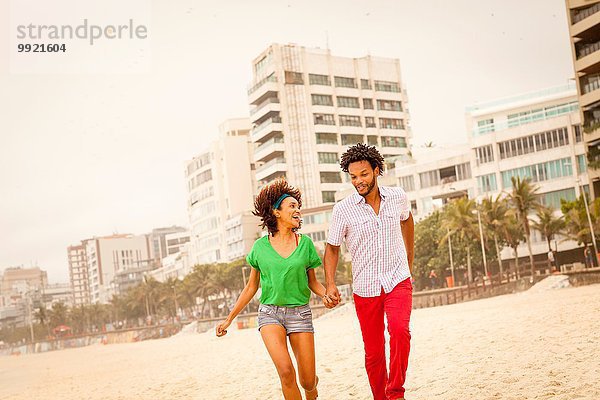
[[1, 283, 599, 400]]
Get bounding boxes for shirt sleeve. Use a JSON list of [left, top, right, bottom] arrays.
[[305, 238, 322, 270], [326, 204, 347, 246], [246, 243, 259, 270], [397, 188, 411, 221]]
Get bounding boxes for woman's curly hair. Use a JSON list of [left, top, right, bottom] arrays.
[[340, 143, 385, 176], [253, 178, 302, 235]]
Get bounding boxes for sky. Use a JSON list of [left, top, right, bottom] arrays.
[[0, 0, 576, 283]]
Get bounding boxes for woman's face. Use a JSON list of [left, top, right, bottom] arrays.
[[275, 196, 301, 230]]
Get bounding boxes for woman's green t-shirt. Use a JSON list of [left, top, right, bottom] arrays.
[[246, 234, 322, 307]]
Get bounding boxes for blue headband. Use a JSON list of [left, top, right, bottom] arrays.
[[273, 194, 292, 210]]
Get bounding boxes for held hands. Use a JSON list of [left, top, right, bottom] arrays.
[[215, 319, 231, 337], [325, 283, 341, 308]]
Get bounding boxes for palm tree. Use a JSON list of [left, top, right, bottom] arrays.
[[531, 206, 566, 253], [501, 213, 526, 279], [481, 195, 510, 282], [442, 197, 478, 283], [188, 264, 218, 318], [48, 302, 69, 330], [508, 177, 541, 278]]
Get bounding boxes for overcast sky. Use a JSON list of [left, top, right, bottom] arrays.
[[0, 0, 575, 283]]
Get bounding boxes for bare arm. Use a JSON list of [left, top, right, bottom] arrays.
[[307, 268, 326, 297], [216, 268, 260, 336], [401, 212, 415, 274], [323, 243, 341, 304]]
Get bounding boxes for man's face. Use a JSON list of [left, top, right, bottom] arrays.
[[348, 160, 379, 197]]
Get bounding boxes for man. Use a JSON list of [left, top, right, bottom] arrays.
[[324, 143, 414, 400]]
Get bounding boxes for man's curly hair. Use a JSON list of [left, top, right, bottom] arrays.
[[340, 143, 385, 175], [253, 178, 302, 235]]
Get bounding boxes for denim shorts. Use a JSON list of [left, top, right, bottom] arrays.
[[257, 303, 314, 335]]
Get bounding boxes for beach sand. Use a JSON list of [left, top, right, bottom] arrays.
[[1, 283, 599, 400]]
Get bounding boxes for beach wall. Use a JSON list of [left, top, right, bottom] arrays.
[[566, 268, 600, 286]]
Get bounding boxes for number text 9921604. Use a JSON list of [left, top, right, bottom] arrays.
[[17, 43, 66, 53]]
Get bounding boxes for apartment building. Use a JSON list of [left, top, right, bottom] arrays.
[[68, 243, 90, 306], [247, 43, 411, 208], [565, 0, 600, 196], [185, 118, 257, 265]]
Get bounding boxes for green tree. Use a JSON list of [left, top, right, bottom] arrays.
[[531, 206, 565, 252], [501, 213, 525, 279], [481, 195, 510, 281], [441, 197, 478, 282], [508, 177, 541, 278]]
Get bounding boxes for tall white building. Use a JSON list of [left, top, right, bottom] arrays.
[[466, 83, 585, 262], [247, 43, 411, 208], [185, 118, 259, 265], [148, 226, 188, 267], [68, 243, 90, 306], [394, 84, 585, 268], [79, 234, 151, 303]]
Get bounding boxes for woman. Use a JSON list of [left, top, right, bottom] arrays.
[[216, 179, 333, 400]]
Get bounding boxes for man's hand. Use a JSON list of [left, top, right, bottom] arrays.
[[326, 282, 341, 307]]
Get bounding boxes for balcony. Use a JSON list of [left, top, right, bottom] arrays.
[[572, 2, 600, 25], [248, 74, 278, 105], [577, 40, 600, 59], [250, 97, 281, 122], [255, 157, 287, 181], [251, 116, 283, 142], [571, 4, 600, 39], [254, 136, 285, 163]]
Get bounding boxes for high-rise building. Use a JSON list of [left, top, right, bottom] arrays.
[[185, 118, 258, 265], [72, 234, 152, 303], [68, 243, 90, 306], [565, 0, 600, 196], [247, 43, 411, 208], [148, 226, 188, 267]]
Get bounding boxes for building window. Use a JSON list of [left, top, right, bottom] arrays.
[[379, 118, 404, 129], [318, 152, 339, 164], [341, 134, 364, 145], [455, 162, 472, 180], [322, 191, 336, 203], [540, 188, 576, 210], [377, 99, 402, 112], [374, 80, 401, 92], [363, 98, 374, 109], [477, 174, 498, 194], [309, 74, 331, 86], [339, 115, 362, 127], [381, 136, 407, 148], [337, 96, 360, 108], [316, 132, 338, 145], [320, 172, 342, 183], [399, 175, 415, 192], [361, 79, 372, 89], [284, 71, 304, 85], [574, 124, 582, 143], [311, 94, 333, 106], [475, 145, 494, 165], [367, 135, 378, 145], [314, 113, 336, 125], [419, 170, 440, 189], [307, 230, 327, 242], [334, 76, 357, 88], [500, 157, 572, 188], [499, 127, 569, 160], [476, 118, 495, 134], [577, 154, 587, 174], [365, 117, 376, 128]]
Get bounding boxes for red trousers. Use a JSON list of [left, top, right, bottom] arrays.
[[353, 278, 412, 400]]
